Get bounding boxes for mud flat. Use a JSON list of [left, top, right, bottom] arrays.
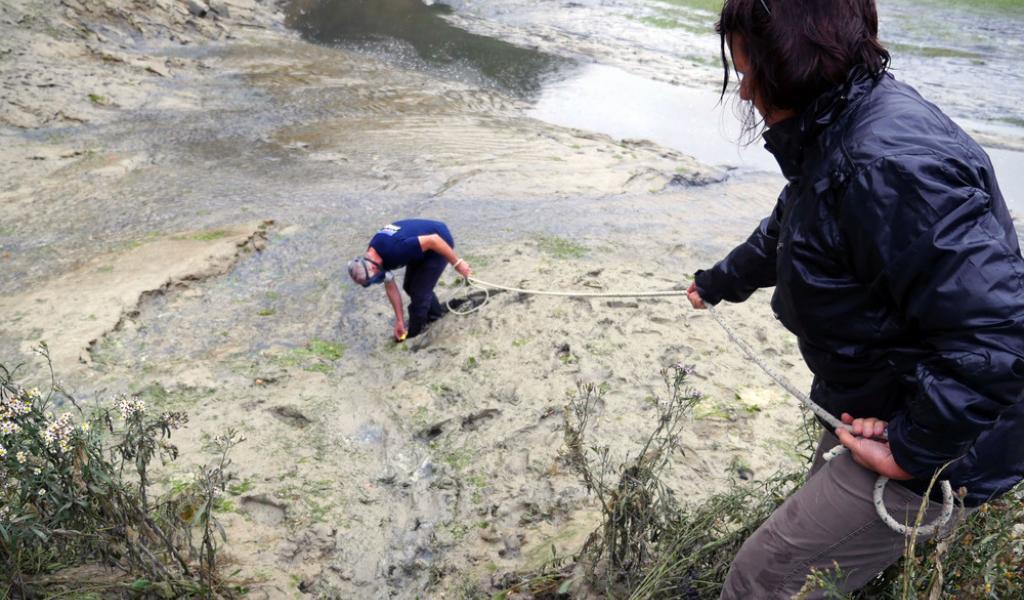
[[1, 1, 811, 597]]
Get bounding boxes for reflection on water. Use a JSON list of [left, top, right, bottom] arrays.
[[529, 63, 778, 173], [286, 0, 563, 95]]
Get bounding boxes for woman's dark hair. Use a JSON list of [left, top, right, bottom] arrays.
[[717, 0, 890, 133]]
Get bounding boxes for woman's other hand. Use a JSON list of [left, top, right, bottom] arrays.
[[836, 413, 913, 480]]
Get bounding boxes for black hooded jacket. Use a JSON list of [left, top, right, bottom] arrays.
[[694, 68, 1024, 506]]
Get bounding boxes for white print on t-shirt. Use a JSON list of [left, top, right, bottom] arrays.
[[378, 223, 401, 236]]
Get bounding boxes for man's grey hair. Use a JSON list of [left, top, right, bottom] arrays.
[[347, 256, 371, 285]]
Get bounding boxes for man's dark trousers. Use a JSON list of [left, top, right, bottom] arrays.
[[403, 250, 448, 337]]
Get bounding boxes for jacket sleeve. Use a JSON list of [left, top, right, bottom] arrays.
[[838, 154, 1024, 481], [693, 189, 786, 305]]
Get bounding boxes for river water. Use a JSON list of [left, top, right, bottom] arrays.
[[287, 0, 1024, 212]]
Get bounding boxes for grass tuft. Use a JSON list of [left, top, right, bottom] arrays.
[[536, 235, 588, 259]]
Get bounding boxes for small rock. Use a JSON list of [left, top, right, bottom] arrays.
[[186, 0, 209, 17]]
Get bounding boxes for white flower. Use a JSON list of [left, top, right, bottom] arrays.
[[15, 451, 26, 464], [44, 413, 75, 454], [38, 488, 46, 496], [114, 395, 146, 420], [32, 467, 41, 476], [0, 391, 32, 421], [0, 420, 21, 436], [212, 431, 246, 447], [0, 444, 6, 459]]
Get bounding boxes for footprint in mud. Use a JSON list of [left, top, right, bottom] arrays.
[[241, 494, 288, 526], [605, 300, 639, 309], [268, 405, 312, 428], [461, 408, 501, 431], [417, 419, 451, 441], [417, 408, 501, 440]]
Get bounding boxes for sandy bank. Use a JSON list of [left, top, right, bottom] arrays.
[[0, 221, 270, 371]]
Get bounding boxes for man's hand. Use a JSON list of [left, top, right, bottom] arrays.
[[455, 259, 472, 279], [687, 281, 707, 309], [835, 413, 913, 480], [394, 322, 407, 341]]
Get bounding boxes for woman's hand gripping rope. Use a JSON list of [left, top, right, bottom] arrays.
[[836, 413, 913, 481]]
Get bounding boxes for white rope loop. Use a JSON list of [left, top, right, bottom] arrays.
[[447, 274, 955, 536]]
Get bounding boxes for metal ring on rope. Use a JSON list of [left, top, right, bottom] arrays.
[[446, 274, 956, 536]]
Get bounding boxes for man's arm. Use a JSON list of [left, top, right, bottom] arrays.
[[418, 234, 472, 278], [384, 278, 406, 339]]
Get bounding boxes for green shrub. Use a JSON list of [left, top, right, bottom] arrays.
[[1, 345, 243, 597]]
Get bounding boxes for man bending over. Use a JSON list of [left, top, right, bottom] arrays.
[[348, 219, 472, 340]]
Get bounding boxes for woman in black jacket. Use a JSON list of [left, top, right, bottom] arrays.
[[687, 1, 1024, 597]]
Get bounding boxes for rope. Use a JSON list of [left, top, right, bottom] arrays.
[[449, 275, 954, 536], [446, 276, 687, 315]]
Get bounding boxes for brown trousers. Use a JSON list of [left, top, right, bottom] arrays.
[[720, 431, 965, 599]]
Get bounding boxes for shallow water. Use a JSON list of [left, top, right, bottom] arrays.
[[286, 0, 566, 95], [284, 0, 1024, 209], [529, 63, 778, 174]]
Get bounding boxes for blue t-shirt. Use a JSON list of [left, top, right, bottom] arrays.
[[369, 219, 454, 271]]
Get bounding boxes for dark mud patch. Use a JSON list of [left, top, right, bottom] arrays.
[[269, 405, 313, 428]]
